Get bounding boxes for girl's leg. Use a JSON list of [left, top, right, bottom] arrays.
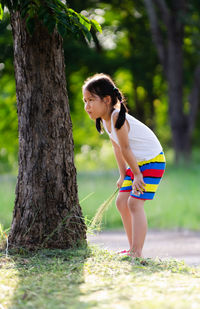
[[116, 192, 133, 249], [127, 197, 147, 257]]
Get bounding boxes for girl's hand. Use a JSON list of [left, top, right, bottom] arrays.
[[116, 176, 124, 189], [132, 173, 146, 196]]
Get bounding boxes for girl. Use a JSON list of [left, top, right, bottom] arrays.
[[82, 73, 166, 258]]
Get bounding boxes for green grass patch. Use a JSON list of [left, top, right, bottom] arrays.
[[0, 174, 16, 229], [1, 161, 200, 231], [78, 162, 200, 230], [0, 244, 200, 309]]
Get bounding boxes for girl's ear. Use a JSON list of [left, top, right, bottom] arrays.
[[103, 95, 112, 105]]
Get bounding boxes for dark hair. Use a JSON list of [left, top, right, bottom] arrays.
[[82, 73, 128, 133]]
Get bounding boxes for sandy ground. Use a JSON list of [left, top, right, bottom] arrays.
[[87, 229, 200, 266]]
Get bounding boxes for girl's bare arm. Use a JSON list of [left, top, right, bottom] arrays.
[[110, 138, 127, 188], [113, 114, 146, 194], [110, 138, 127, 177]]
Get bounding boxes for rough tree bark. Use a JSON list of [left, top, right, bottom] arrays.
[[8, 11, 87, 249], [144, 0, 200, 162]]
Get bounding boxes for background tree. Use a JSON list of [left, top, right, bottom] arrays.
[[144, 0, 200, 162], [0, 0, 101, 249], [1, 0, 200, 175], [65, 0, 163, 152]]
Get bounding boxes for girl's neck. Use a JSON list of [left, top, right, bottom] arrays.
[[102, 107, 115, 121]]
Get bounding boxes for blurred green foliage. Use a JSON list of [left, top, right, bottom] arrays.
[[0, 1, 200, 173], [0, 14, 18, 173]]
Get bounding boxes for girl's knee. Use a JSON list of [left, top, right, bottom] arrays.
[[128, 198, 136, 213], [116, 194, 128, 212], [128, 197, 143, 213]]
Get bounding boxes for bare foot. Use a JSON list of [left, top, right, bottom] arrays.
[[129, 248, 142, 258]]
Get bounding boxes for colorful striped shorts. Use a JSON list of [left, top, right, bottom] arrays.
[[119, 152, 166, 200]]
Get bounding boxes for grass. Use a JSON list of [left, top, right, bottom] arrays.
[[0, 174, 16, 230], [79, 162, 200, 230], [1, 158, 200, 308], [1, 161, 200, 231], [0, 243, 200, 309]]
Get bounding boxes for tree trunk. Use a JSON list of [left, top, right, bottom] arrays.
[[167, 29, 190, 161], [144, 0, 193, 162], [8, 11, 87, 249]]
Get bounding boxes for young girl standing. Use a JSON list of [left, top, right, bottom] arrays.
[[82, 73, 166, 258]]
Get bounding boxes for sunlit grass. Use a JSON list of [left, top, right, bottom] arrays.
[[0, 245, 200, 309]]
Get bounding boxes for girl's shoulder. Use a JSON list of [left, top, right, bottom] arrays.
[[112, 108, 120, 116], [111, 109, 120, 127], [112, 109, 132, 122], [112, 109, 131, 133]]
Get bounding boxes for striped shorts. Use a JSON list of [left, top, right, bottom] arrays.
[[119, 152, 166, 200]]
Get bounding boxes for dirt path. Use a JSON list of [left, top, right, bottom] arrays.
[[87, 229, 200, 266]]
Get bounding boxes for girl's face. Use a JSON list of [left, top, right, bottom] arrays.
[[83, 89, 109, 120]]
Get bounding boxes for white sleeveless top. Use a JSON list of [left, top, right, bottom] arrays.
[[102, 109, 163, 162]]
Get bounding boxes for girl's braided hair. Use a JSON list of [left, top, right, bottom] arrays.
[[82, 73, 128, 133]]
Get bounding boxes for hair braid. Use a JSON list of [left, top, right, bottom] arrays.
[[113, 88, 127, 130], [96, 117, 103, 133]]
